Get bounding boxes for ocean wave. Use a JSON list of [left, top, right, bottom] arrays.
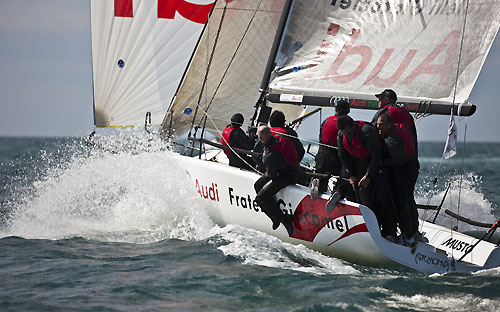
[[210, 224, 359, 276], [0, 135, 214, 243], [416, 173, 496, 232]]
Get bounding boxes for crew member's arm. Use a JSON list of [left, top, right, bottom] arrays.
[[337, 132, 355, 176], [383, 134, 408, 167], [338, 133, 359, 189], [231, 129, 254, 150], [409, 115, 418, 158], [263, 150, 282, 180], [360, 125, 382, 179]]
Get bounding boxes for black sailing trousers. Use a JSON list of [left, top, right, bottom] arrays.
[[254, 175, 294, 224]]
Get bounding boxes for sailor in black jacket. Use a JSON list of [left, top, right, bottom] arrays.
[[337, 116, 396, 238], [377, 113, 420, 244], [221, 113, 255, 170], [253, 126, 298, 236]]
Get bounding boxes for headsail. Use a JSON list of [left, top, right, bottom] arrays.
[[91, 0, 214, 127], [267, 0, 500, 115], [163, 0, 304, 137]]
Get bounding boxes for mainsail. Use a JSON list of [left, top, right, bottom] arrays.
[[164, 0, 304, 136], [268, 0, 500, 115], [91, 0, 214, 127]]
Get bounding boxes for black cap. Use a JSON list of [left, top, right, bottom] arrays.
[[231, 113, 244, 127], [335, 99, 350, 112], [375, 89, 397, 102]]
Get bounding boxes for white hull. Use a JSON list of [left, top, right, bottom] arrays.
[[179, 154, 500, 272]]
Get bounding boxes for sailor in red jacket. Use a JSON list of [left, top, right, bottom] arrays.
[[372, 89, 418, 157], [253, 110, 305, 170], [221, 113, 255, 169], [269, 110, 305, 162], [253, 126, 298, 236], [337, 116, 396, 238], [377, 113, 421, 245]]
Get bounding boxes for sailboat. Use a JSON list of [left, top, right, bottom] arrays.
[[90, 0, 500, 273]]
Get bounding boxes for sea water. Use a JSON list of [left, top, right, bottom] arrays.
[[1, 136, 499, 311]]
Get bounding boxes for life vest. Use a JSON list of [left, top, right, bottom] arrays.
[[387, 123, 415, 158], [270, 127, 287, 137], [387, 105, 413, 130], [265, 136, 299, 168], [272, 126, 305, 162], [221, 125, 242, 157], [342, 121, 371, 159], [321, 116, 339, 147]]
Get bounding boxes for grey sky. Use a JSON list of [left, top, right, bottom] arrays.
[[0, 0, 499, 141]]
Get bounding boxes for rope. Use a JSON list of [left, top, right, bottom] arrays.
[[199, 113, 338, 151], [196, 105, 263, 175]]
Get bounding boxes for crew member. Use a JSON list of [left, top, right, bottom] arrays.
[[269, 110, 305, 162], [337, 116, 396, 238], [221, 113, 255, 169], [371, 89, 419, 214], [315, 99, 352, 199], [377, 113, 420, 244], [371, 89, 417, 147], [253, 110, 305, 170], [254, 126, 298, 236]]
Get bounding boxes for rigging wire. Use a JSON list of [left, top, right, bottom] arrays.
[[450, 0, 471, 230], [188, 2, 229, 139], [424, 0, 471, 228], [194, 111, 339, 151], [196, 0, 265, 130], [195, 104, 263, 175]]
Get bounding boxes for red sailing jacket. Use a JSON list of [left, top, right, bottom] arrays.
[[321, 116, 339, 147], [270, 127, 287, 137], [221, 125, 242, 156], [387, 123, 415, 158], [387, 106, 413, 130], [265, 136, 299, 168], [342, 121, 371, 159]]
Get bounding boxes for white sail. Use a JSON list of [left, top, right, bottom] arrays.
[[164, 0, 304, 136], [91, 0, 214, 127], [269, 0, 500, 105]]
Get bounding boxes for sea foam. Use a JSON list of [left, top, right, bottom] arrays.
[[0, 134, 214, 243]]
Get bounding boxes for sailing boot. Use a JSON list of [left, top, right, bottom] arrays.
[[310, 178, 319, 201], [326, 191, 341, 213], [404, 231, 422, 249]]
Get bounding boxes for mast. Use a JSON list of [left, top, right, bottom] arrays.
[[250, 0, 294, 133]]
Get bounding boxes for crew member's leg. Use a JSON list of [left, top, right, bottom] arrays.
[[314, 146, 334, 193], [389, 165, 416, 239], [254, 176, 293, 235], [373, 171, 397, 238]]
